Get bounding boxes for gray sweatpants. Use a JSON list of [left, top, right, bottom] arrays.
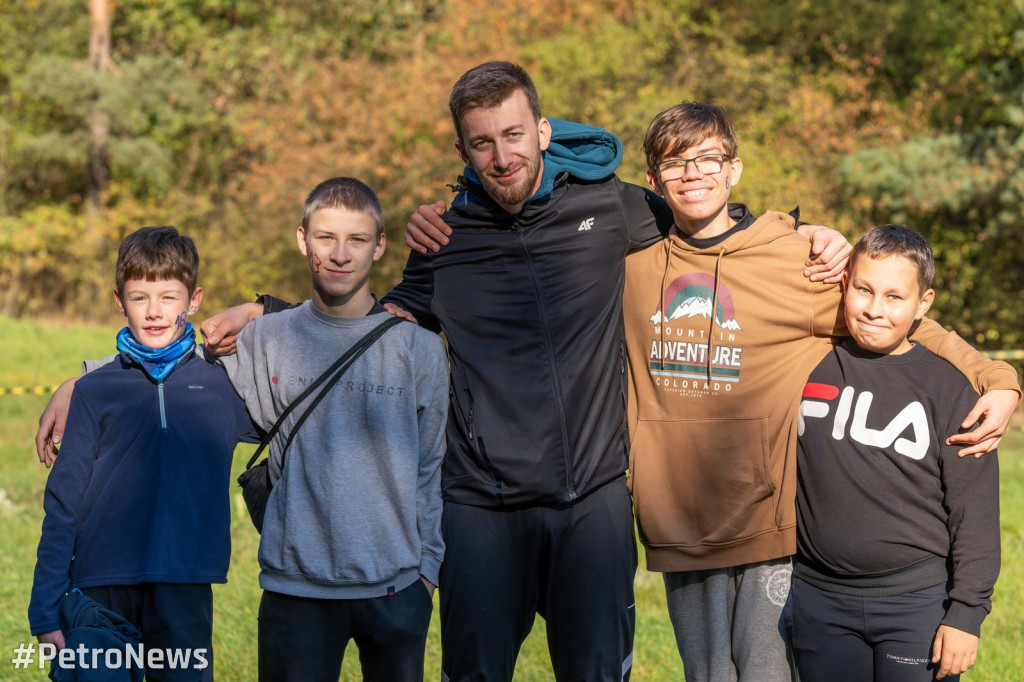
[[663, 556, 795, 682]]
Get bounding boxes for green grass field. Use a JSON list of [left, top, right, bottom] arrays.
[[0, 315, 1020, 680]]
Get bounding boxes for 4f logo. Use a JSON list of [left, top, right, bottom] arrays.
[[799, 382, 930, 460], [578, 217, 595, 231]]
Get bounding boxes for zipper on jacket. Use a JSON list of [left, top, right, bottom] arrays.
[[477, 437, 505, 504], [516, 228, 576, 500], [481, 436, 505, 503], [455, 377, 504, 501], [158, 381, 167, 429], [619, 340, 630, 453], [131, 348, 190, 431]]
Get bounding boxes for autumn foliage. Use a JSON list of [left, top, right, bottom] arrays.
[[1, 0, 1021, 365]]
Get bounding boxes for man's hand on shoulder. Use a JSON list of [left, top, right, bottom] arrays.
[[200, 302, 263, 356], [382, 303, 419, 325], [407, 201, 451, 254], [798, 223, 851, 284]]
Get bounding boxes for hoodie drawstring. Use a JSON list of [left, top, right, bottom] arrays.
[[658, 238, 673, 373], [706, 248, 727, 381]]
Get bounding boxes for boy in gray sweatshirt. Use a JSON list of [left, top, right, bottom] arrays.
[[217, 177, 449, 681]]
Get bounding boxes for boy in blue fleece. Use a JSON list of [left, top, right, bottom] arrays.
[[29, 226, 258, 681]]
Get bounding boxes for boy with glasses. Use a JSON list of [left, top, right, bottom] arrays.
[[622, 101, 1017, 681]]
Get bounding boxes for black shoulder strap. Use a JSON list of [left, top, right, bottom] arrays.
[[788, 206, 802, 228], [244, 315, 404, 470]]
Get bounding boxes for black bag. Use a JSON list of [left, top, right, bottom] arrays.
[[237, 316, 403, 533], [238, 460, 273, 533]]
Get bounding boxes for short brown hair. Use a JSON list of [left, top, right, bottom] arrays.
[[116, 226, 199, 295], [449, 61, 542, 145], [302, 177, 385, 240], [643, 101, 739, 170], [852, 224, 935, 294]]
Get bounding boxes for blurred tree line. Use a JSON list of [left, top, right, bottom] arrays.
[[1, 0, 1021, 368]]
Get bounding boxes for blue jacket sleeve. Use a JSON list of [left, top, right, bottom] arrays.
[[28, 386, 100, 635]]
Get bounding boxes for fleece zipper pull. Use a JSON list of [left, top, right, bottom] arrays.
[[158, 381, 167, 429]]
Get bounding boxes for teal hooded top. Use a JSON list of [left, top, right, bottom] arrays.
[[461, 118, 624, 203]]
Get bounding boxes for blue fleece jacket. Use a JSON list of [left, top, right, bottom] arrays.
[[51, 590, 144, 681], [29, 348, 258, 635]]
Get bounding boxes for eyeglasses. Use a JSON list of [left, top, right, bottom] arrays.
[[655, 153, 732, 180]]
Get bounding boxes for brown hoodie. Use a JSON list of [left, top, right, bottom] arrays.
[[624, 208, 1019, 572]]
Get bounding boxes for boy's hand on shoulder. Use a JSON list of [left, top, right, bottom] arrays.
[[798, 223, 851, 283], [35, 378, 78, 468], [948, 388, 1018, 457], [200, 302, 263, 356], [38, 629, 66, 651], [406, 201, 451, 254], [932, 624, 978, 679]]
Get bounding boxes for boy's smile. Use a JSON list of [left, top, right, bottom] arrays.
[[647, 137, 742, 240], [843, 253, 934, 355], [115, 278, 202, 350], [297, 206, 385, 316]]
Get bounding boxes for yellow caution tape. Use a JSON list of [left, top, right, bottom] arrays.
[[0, 385, 61, 397], [982, 350, 1024, 360]]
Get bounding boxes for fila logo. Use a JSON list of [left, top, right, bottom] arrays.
[[578, 217, 595, 231], [799, 382, 930, 460]]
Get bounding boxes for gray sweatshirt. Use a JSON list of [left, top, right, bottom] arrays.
[[219, 302, 449, 599]]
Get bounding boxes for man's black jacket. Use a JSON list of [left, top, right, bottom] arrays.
[[384, 173, 671, 508]]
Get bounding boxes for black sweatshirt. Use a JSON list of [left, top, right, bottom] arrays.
[[795, 339, 1000, 636]]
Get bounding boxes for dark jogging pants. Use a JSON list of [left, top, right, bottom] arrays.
[[257, 581, 433, 682], [439, 476, 638, 682], [82, 583, 214, 682], [792, 577, 957, 682]]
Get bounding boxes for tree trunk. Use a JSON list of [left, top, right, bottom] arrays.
[[87, 0, 112, 215]]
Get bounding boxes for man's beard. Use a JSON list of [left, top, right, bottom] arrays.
[[475, 152, 542, 210]]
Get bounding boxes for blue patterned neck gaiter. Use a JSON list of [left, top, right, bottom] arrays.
[[116, 323, 196, 382]]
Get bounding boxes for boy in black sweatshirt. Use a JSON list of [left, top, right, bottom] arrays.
[[793, 224, 1000, 681]]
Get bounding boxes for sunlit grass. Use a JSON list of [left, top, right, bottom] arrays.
[[0, 315, 1020, 680]]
